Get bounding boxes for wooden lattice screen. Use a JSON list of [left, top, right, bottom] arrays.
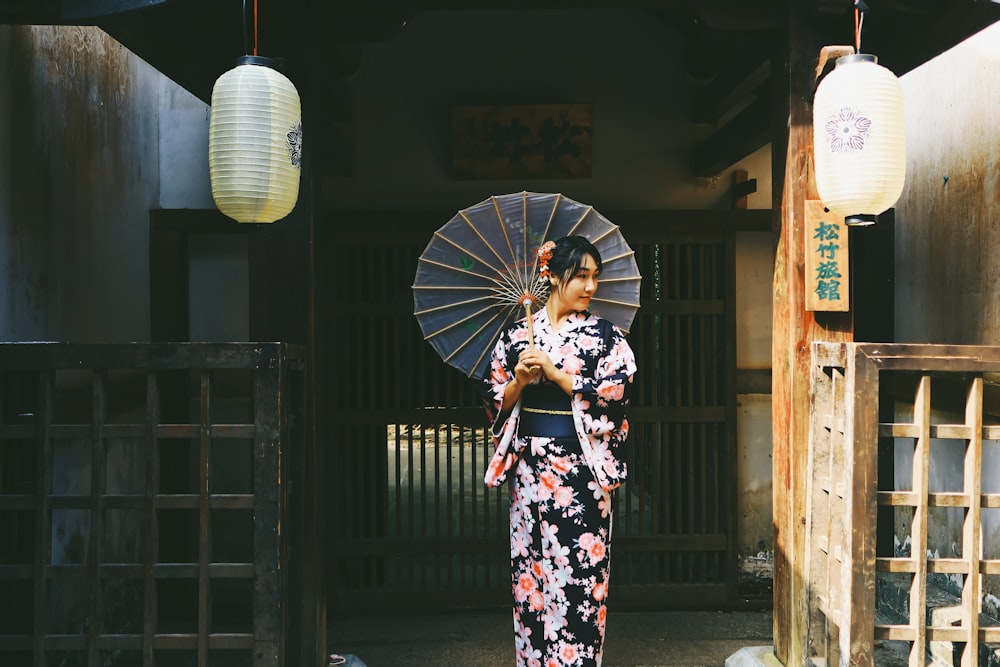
[[322, 212, 756, 613], [807, 342, 1000, 667], [0, 343, 320, 667]]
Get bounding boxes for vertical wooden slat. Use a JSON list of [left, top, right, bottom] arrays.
[[33, 372, 54, 667], [960, 377, 982, 667], [842, 347, 878, 666], [197, 371, 212, 667], [143, 373, 160, 667], [827, 363, 843, 637], [253, 350, 282, 667], [88, 372, 108, 667], [805, 355, 830, 661], [909, 375, 932, 667]]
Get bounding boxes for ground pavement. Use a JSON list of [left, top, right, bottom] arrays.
[[327, 608, 774, 667]]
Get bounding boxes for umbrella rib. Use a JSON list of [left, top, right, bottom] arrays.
[[430, 230, 507, 276], [543, 193, 561, 242], [460, 303, 522, 377], [414, 294, 496, 318], [521, 192, 530, 287], [423, 301, 504, 341], [417, 255, 505, 284], [414, 281, 535, 307], [436, 307, 509, 370], [458, 210, 512, 270], [491, 196, 519, 274], [417, 256, 529, 304], [600, 249, 637, 265], [413, 284, 500, 291], [585, 225, 618, 247], [566, 205, 594, 237], [493, 263, 531, 303]]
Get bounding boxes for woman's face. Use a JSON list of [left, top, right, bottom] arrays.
[[552, 253, 599, 311]]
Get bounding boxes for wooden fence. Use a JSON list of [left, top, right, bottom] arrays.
[[807, 342, 1000, 667], [0, 343, 322, 667]]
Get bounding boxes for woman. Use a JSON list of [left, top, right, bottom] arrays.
[[480, 235, 637, 667]]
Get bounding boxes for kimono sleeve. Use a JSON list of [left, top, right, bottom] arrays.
[[478, 328, 518, 437], [571, 320, 637, 411]]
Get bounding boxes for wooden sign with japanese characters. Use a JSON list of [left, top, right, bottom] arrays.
[[805, 200, 849, 312]]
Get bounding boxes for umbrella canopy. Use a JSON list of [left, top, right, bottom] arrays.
[[413, 191, 641, 380]]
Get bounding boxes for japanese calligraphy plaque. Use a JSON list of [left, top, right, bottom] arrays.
[[805, 200, 849, 312], [451, 104, 592, 179]]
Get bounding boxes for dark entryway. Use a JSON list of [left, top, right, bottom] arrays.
[[321, 207, 770, 613]]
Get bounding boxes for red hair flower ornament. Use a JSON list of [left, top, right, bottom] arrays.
[[537, 240, 556, 278]]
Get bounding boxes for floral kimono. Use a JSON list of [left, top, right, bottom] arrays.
[[481, 308, 637, 667]]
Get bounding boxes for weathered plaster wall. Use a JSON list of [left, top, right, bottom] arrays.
[[893, 21, 1000, 597], [896, 22, 1000, 346], [0, 24, 211, 342], [0, 25, 156, 340], [735, 227, 774, 564]]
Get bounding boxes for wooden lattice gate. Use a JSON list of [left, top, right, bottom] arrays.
[[322, 210, 760, 613]]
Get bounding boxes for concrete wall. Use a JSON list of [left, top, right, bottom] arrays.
[[893, 21, 1000, 599]]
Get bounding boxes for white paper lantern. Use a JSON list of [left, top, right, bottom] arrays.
[[813, 53, 905, 226], [209, 56, 302, 223]]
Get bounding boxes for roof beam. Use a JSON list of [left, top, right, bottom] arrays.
[[694, 80, 771, 177]]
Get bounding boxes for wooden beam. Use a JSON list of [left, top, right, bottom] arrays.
[[694, 88, 771, 177], [731, 170, 756, 209], [770, 5, 853, 665], [692, 53, 771, 125]]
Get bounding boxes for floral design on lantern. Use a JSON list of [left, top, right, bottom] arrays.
[[825, 106, 872, 153], [287, 122, 303, 168]]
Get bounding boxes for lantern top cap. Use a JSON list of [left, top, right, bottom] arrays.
[[234, 55, 281, 70], [836, 53, 878, 67]]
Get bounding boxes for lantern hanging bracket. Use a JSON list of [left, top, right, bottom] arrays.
[[815, 45, 855, 82]]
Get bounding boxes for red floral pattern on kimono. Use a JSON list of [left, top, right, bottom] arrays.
[[481, 309, 636, 667]]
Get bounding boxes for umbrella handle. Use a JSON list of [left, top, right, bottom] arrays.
[[524, 302, 535, 350]]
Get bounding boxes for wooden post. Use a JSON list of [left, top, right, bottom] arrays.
[[771, 6, 853, 665]]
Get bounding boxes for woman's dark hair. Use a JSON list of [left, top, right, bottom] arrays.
[[548, 236, 602, 285]]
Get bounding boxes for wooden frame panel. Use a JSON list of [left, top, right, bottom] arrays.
[[0, 343, 317, 667], [808, 342, 1000, 666]]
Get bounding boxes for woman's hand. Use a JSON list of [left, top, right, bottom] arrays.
[[514, 350, 545, 385], [517, 349, 573, 395]]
